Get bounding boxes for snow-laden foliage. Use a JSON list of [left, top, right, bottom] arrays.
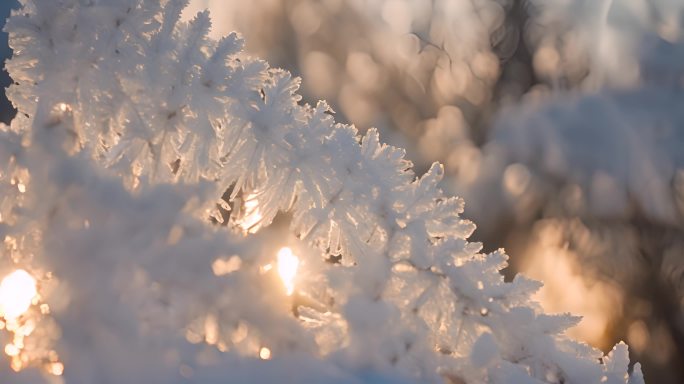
[[447, 4, 684, 376], [527, 0, 684, 89], [0, 0, 643, 383], [176, 0, 684, 380]]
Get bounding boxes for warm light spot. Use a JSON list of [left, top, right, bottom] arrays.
[[522, 223, 622, 347], [4, 343, 19, 357], [534, 45, 560, 76], [391, 263, 414, 273], [259, 263, 273, 274], [627, 320, 650, 353], [204, 314, 219, 345], [277, 247, 299, 296], [259, 347, 271, 360], [57, 103, 70, 113], [10, 357, 23, 371], [503, 163, 531, 197], [17, 318, 35, 337], [185, 328, 203, 344], [47, 362, 64, 376], [0, 270, 37, 320], [212, 255, 242, 276], [13, 334, 24, 349]]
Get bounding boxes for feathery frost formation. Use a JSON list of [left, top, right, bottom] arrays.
[[1, 0, 642, 383]]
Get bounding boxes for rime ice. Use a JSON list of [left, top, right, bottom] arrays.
[[0, 0, 645, 383]]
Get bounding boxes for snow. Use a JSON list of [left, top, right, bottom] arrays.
[[0, 0, 644, 383]]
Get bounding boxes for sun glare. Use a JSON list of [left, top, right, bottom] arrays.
[[0, 269, 37, 320], [276, 247, 299, 296], [259, 347, 272, 360]]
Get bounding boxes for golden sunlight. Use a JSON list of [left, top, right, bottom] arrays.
[[276, 247, 299, 296], [46, 362, 64, 376], [0, 269, 37, 320], [259, 347, 272, 360]]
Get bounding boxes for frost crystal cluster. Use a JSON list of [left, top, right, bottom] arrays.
[[0, 0, 644, 383]]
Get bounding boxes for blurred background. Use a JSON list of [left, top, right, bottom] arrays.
[[3, 0, 684, 382]]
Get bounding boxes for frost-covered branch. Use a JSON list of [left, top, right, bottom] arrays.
[[0, 0, 644, 383]]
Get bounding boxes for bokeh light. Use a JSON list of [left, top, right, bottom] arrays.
[[259, 346, 271, 360], [277, 247, 299, 296], [0, 269, 37, 321]]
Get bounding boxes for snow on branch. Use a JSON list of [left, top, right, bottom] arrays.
[[0, 0, 643, 383]]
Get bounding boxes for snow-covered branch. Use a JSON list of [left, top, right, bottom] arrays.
[[0, 0, 643, 383]]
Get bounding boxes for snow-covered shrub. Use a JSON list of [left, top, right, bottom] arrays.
[[168, 0, 684, 383], [451, 2, 684, 382], [452, 69, 684, 384], [0, 0, 644, 383], [179, 1, 684, 381]]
